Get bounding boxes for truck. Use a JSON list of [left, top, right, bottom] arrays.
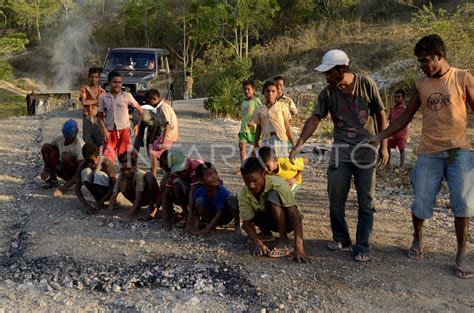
[[99, 47, 173, 104]]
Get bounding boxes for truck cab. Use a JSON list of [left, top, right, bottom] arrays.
[[100, 48, 173, 104]]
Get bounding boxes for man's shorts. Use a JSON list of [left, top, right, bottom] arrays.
[[388, 137, 407, 150], [238, 132, 255, 144], [411, 149, 474, 219]]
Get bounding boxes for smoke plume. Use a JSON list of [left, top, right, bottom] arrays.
[[50, 18, 93, 92]]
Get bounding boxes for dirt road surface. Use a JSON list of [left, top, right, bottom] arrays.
[[0, 99, 472, 311]]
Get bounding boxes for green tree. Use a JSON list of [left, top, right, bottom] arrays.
[[195, 0, 279, 59], [8, 0, 60, 43], [0, 32, 28, 55], [203, 57, 253, 117], [411, 2, 474, 70]]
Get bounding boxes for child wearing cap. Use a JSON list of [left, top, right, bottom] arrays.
[[40, 119, 85, 195], [258, 146, 308, 195], [238, 157, 310, 263], [99, 70, 143, 163], [161, 149, 205, 231], [239, 80, 261, 162], [253, 80, 295, 157], [189, 162, 241, 238], [74, 143, 117, 214]]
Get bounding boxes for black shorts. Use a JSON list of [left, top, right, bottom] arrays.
[[250, 190, 293, 233]]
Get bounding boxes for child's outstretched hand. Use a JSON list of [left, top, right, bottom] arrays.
[[253, 242, 270, 257], [289, 247, 312, 264]]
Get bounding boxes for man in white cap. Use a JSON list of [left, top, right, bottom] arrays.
[[290, 49, 388, 262]]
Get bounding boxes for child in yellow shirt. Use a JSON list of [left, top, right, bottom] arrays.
[[258, 146, 308, 194]]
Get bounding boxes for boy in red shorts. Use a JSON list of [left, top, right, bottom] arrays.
[[388, 89, 408, 168], [98, 70, 143, 163]]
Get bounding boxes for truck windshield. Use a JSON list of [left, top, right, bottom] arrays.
[[104, 51, 157, 71]]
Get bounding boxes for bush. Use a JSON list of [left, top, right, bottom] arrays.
[[0, 61, 14, 81], [411, 3, 474, 71], [203, 58, 253, 118], [0, 32, 29, 56]]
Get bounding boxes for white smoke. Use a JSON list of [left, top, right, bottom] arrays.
[[50, 19, 93, 92]]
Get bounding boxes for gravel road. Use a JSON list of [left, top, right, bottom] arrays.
[[0, 99, 472, 311]]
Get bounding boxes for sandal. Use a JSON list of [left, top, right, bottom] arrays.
[[454, 266, 474, 279], [268, 247, 291, 258], [327, 241, 343, 251], [407, 246, 423, 260], [355, 252, 371, 262]]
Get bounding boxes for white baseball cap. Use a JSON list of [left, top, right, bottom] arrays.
[[314, 49, 350, 72]]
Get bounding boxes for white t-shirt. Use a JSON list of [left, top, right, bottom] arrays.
[[50, 135, 85, 161]]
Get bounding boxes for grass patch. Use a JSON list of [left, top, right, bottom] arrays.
[[0, 89, 27, 118]]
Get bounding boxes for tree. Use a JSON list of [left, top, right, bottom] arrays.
[[8, 0, 60, 43], [0, 33, 29, 55], [59, 0, 75, 19], [195, 0, 279, 59]]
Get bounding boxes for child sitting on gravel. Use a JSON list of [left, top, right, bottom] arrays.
[[238, 157, 310, 263], [161, 149, 205, 231], [142, 150, 171, 221], [74, 143, 117, 214], [40, 119, 84, 195], [187, 162, 241, 238], [258, 146, 308, 195], [106, 151, 159, 221]]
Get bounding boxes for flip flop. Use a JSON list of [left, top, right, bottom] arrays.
[[454, 267, 474, 279], [355, 252, 371, 262], [268, 247, 291, 258], [408, 246, 423, 260], [327, 241, 343, 251]]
